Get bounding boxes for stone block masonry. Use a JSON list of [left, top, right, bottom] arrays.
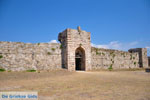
[[58, 27, 91, 71], [0, 27, 149, 71], [129, 48, 148, 68], [0, 42, 61, 71], [91, 47, 139, 70]]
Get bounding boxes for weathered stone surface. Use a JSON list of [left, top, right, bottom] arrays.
[[91, 47, 139, 70], [0, 27, 149, 71], [0, 42, 61, 71], [129, 48, 148, 68], [58, 27, 91, 71]]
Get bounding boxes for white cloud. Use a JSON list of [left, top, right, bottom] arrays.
[[49, 40, 58, 43], [91, 41, 139, 51], [129, 41, 138, 46], [91, 43, 109, 49], [146, 46, 150, 49]]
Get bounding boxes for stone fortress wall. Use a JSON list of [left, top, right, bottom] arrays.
[[0, 42, 61, 71], [0, 27, 149, 71], [91, 47, 139, 69], [0, 41, 149, 71]]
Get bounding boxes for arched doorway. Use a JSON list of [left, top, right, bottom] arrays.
[[75, 47, 85, 70]]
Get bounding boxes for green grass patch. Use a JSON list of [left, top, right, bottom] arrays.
[[0, 68, 6, 72], [108, 64, 113, 71], [26, 69, 36, 72]]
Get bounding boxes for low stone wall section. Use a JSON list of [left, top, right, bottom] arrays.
[[91, 47, 139, 70]]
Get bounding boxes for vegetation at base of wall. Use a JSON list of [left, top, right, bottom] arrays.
[[8, 70, 11, 72], [51, 48, 55, 51], [26, 69, 36, 72], [0, 68, 6, 72], [127, 68, 144, 71], [47, 52, 51, 55], [108, 64, 113, 71], [0, 55, 3, 59]]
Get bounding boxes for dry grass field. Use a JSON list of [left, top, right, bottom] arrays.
[[0, 70, 150, 100]]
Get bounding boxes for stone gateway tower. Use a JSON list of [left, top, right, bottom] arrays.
[[58, 26, 92, 71]]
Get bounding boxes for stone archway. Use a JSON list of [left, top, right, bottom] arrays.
[[75, 47, 85, 70]]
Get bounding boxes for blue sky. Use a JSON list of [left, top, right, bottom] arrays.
[[0, 0, 150, 54]]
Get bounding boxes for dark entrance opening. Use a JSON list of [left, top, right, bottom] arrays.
[[75, 47, 85, 71]]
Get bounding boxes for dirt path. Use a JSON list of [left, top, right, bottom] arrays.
[[0, 70, 150, 100]]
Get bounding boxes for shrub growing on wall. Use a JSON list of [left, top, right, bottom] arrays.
[[47, 52, 51, 55], [102, 52, 105, 56], [134, 62, 136, 65], [51, 48, 55, 51]]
